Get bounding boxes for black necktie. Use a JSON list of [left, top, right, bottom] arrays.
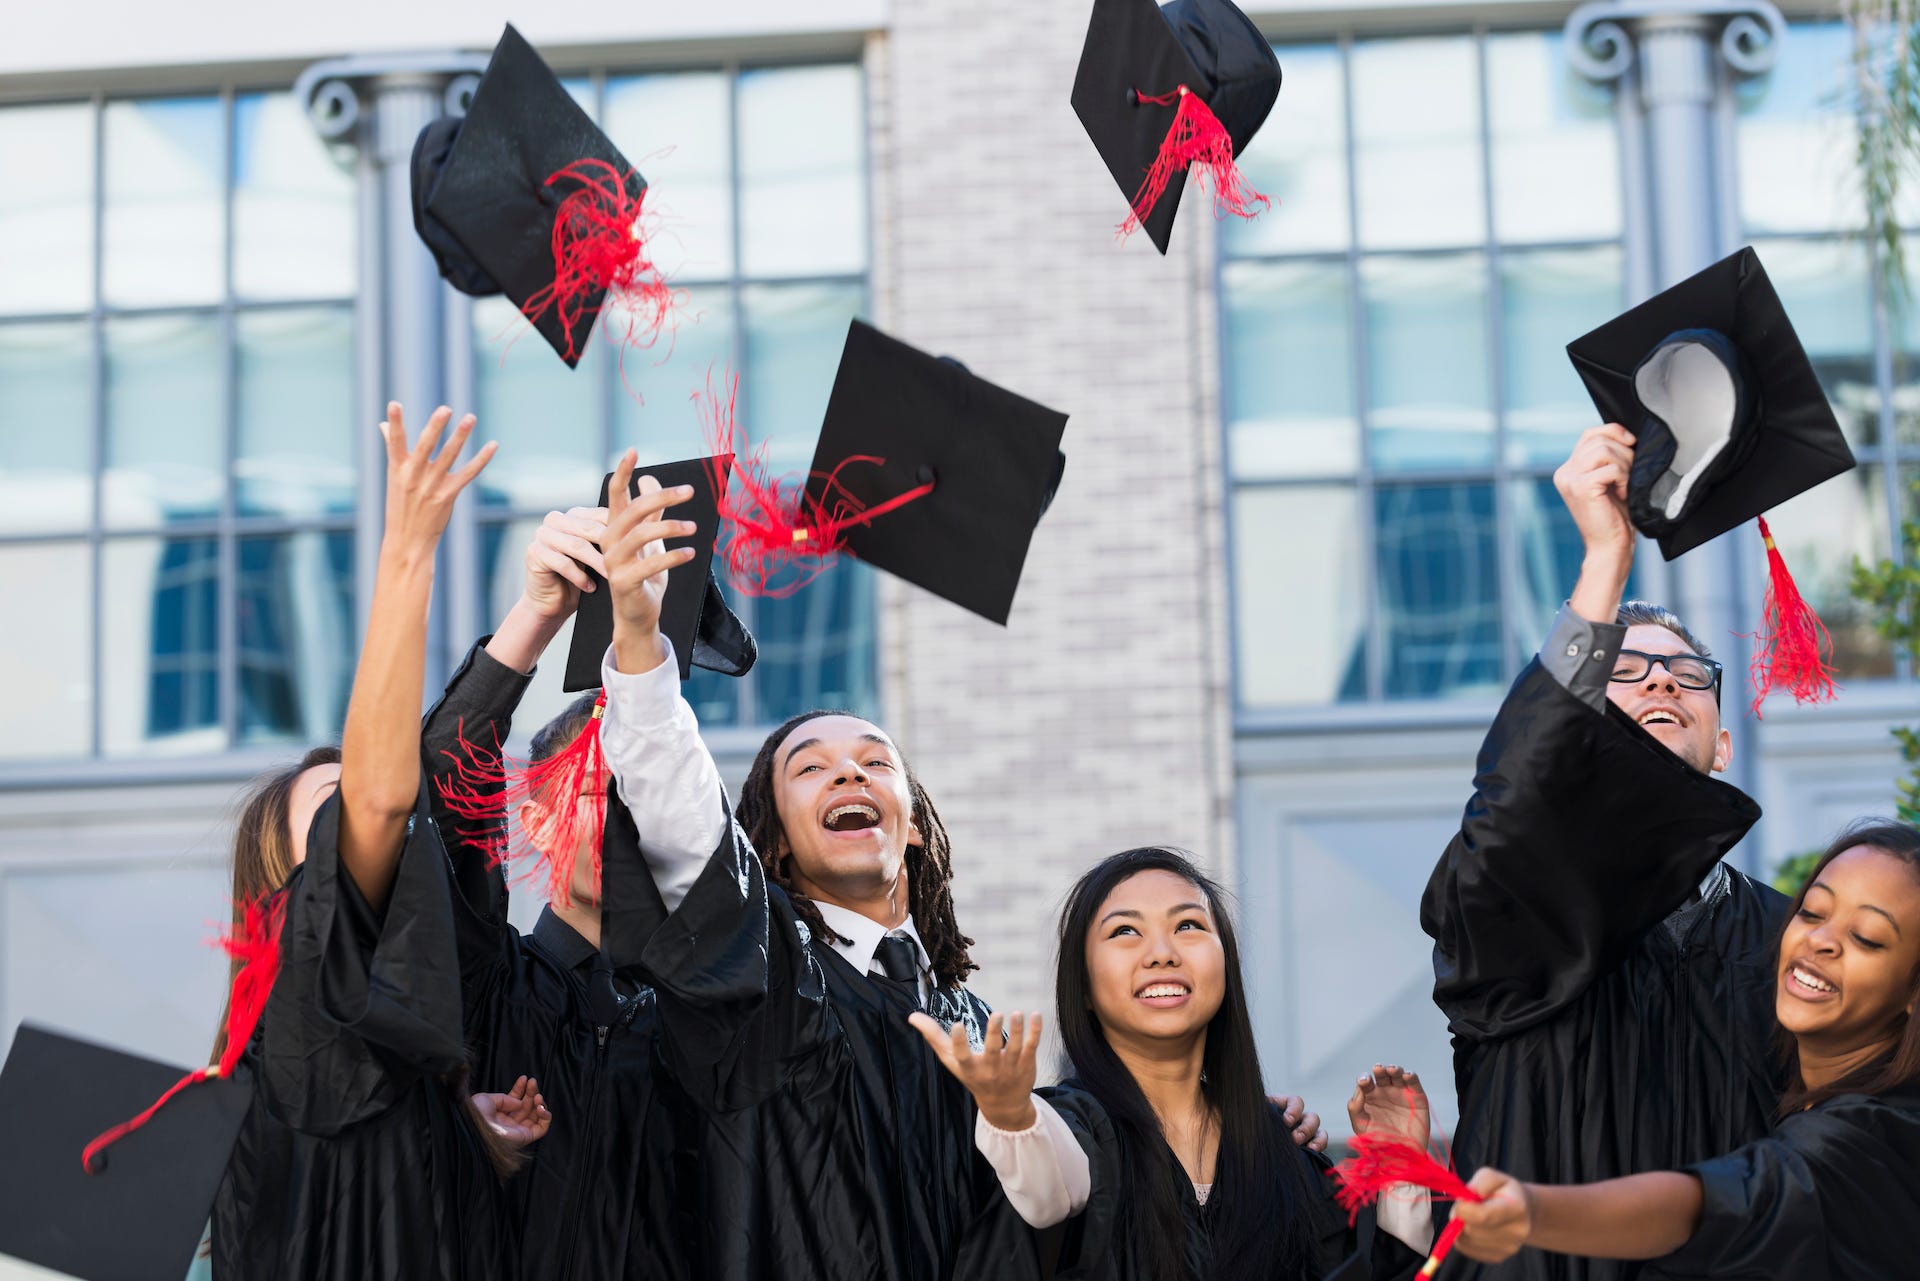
[[873, 932, 922, 1005]]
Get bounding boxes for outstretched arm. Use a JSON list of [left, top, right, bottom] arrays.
[[1451, 1168, 1703, 1264], [338, 402, 495, 911]]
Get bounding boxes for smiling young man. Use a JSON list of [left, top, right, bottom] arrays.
[[1420, 423, 1792, 1281]]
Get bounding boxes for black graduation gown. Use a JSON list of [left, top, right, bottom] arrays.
[[1015, 1085, 1421, 1281], [602, 790, 1040, 1280], [1647, 1085, 1920, 1280], [1419, 662, 1788, 1281], [421, 638, 693, 1281], [208, 789, 511, 1280]]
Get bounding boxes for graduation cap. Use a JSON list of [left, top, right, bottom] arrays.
[[437, 459, 753, 909], [700, 322, 1070, 624], [0, 1024, 253, 1281], [1566, 245, 1858, 712], [411, 24, 675, 367], [1072, 0, 1281, 253]]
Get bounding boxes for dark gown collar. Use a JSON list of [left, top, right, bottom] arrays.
[[532, 905, 598, 975]]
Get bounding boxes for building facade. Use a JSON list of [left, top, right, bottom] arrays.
[[1, 0, 1913, 1198]]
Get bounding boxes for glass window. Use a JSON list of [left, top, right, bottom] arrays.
[[1225, 35, 1625, 707], [471, 63, 873, 733], [0, 91, 358, 761]]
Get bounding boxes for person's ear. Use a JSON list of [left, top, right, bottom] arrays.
[[1711, 726, 1733, 774], [907, 817, 925, 848], [518, 798, 553, 856]]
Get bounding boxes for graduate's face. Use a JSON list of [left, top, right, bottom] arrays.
[[519, 767, 609, 909], [771, 716, 922, 901], [1778, 846, 1920, 1050], [286, 762, 341, 868], [1606, 624, 1731, 775], [1084, 870, 1227, 1048]]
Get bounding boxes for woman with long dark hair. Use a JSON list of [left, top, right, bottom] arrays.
[[918, 846, 1432, 1279], [1451, 819, 1920, 1276]]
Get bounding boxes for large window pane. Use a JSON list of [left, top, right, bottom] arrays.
[[1226, 44, 1349, 255], [0, 321, 93, 533], [752, 560, 878, 723], [613, 283, 735, 465], [1751, 237, 1878, 450], [0, 541, 92, 759], [1224, 259, 1357, 477], [1352, 38, 1484, 249], [103, 314, 223, 528], [1361, 253, 1492, 470], [1487, 33, 1621, 243], [232, 93, 355, 300], [1509, 477, 1642, 667], [606, 73, 733, 282], [1232, 486, 1367, 705], [1502, 246, 1623, 465], [472, 296, 603, 512], [236, 307, 355, 517], [1735, 22, 1863, 233], [1376, 482, 1502, 699], [742, 283, 864, 470], [103, 97, 224, 307], [102, 535, 225, 756], [1766, 463, 1892, 681], [738, 66, 866, 278], [0, 104, 95, 314], [237, 531, 354, 744]]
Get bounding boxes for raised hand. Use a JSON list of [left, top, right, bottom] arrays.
[[909, 1010, 1043, 1132], [1553, 423, 1637, 622], [1346, 1063, 1430, 1150], [1450, 1168, 1533, 1263], [379, 402, 497, 559], [1272, 1094, 1327, 1152], [523, 505, 611, 620], [603, 450, 699, 673], [471, 1074, 552, 1149]]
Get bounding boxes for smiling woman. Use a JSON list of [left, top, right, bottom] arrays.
[[1450, 819, 1920, 1277]]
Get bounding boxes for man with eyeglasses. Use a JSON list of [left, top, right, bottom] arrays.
[[1420, 424, 1790, 1281]]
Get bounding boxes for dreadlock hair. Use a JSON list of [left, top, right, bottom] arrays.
[[736, 709, 976, 990]]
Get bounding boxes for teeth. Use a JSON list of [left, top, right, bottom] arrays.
[[1792, 966, 1837, 994], [1139, 984, 1189, 999], [1639, 711, 1680, 726], [825, 804, 879, 827]]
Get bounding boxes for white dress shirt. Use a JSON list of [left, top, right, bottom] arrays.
[[813, 901, 934, 1006]]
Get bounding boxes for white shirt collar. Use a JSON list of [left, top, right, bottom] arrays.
[[812, 901, 931, 993]]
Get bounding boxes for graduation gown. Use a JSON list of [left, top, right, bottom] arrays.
[[602, 791, 1039, 1280], [1017, 1085, 1421, 1281], [208, 789, 511, 1280], [421, 638, 693, 1281], [1420, 662, 1787, 1281], [1647, 1085, 1920, 1280]]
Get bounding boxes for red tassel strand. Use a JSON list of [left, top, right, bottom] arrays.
[[1120, 86, 1271, 241], [696, 371, 937, 598], [82, 894, 285, 1174], [519, 159, 681, 365], [434, 704, 608, 909], [1750, 515, 1840, 717], [1329, 1134, 1482, 1279]]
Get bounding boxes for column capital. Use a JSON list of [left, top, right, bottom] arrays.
[[1563, 0, 1786, 84], [291, 52, 491, 152]]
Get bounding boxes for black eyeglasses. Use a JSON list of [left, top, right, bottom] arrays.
[[1609, 648, 1723, 694]]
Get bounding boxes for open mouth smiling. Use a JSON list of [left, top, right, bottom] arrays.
[[822, 803, 881, 833]]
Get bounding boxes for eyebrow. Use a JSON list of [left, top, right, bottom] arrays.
[[1097, 901, 1210, 926], [1808, 881, 1904, 937], [783, 733, 893, 772]]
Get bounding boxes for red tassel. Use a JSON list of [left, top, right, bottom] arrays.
[[1750, 516, 1840, 717], [1329, 1134, 1482, 1278], [82, 894, 285, 1174], [434, 703, 608, 909], [518, 159, 682, 365], [1120, 85, 1271, 241], [696, 371, 937, 598]]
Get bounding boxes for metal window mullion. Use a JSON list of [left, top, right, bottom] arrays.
[[1867, 229, 1911, 679], [218, 86, 241, 747], [1339, 34, 1384, 702], [725, 59, 757, 729], [88, 91, 107, 758], [1476, 28, 1524, 682]]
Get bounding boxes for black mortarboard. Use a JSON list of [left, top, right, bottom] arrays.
[[0, 1023, 251, 1281], [1072, 0, 1281, 254], [562, 455, 757, 689], [412, 24, 647, 366], [1566, 245, 1857, 560], [797, 321, 1070, 625]]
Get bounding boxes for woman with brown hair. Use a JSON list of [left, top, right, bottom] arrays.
[[1450, 818, 1920, 1278]]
